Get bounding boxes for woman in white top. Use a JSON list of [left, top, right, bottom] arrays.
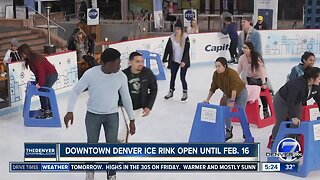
[[162, 19, 190, 102]]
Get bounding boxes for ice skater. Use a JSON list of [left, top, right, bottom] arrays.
[[268, 67, 320, 149], [64, 48, 136, 180], [163, 19, 190, 102], [237, 42, 270, 118], [238, 16, 262, 55], [288, 51, 316, 81], [18, 44, 58, 119], [118, 51, 158, 143], [221, 16, 238, 64], [203, 57, 249, 141]]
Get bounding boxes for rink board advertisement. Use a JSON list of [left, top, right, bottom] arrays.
[[7, 51, 78, 105], [109, 29, 320, 65], [261, 29, 320, 58]]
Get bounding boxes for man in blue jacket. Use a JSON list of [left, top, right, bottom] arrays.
[[221, 16, 239, 64], [238, 17, 262, 55]]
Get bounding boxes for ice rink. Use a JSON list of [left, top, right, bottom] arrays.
[[1, 59, 320, 180]]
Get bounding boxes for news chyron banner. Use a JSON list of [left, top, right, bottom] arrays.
[[9, 143, 298, 173]]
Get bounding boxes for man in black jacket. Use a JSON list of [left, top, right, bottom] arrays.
[[122, 52, 158, 115], [118, 52, 158, 142]]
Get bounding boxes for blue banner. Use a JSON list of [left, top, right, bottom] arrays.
[[280, 163, 299, 172], [10, 162, 259, 172], [10, 162, 41, 172], [59, 143, 259, 158], [40, 163, 70, 172]]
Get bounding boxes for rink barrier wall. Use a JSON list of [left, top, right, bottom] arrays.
[[108, 29, 320, 69], [1, 51, 78, 112], [1, 29, 319, 115]]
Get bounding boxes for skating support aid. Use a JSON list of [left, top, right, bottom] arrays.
[[268, 121, 320, 177], [189, 103, 254, 143], [23, 81, 61, 127], [138, 50, 166, 80]]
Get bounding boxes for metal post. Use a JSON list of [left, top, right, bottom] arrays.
[[43, 2, 55, 55], [46, 7, 51, 45]]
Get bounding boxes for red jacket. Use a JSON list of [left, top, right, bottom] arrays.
[[29, 56, 57, 86]]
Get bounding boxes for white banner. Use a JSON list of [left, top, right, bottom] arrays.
[[153, 0, 163, 29], [254, 0, 278, 29], [87, 8, 99, 26], [183, 9, 197, 28], [109, 29, 320, 67], [0, 0, 13, 18], [8, 51, 78, 105]]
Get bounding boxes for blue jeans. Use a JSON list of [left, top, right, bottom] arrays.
[[225, 88, 248, 129], [85, 111, 119, 143], [39, 73, 58, 110], [85, 111, 119, 176]]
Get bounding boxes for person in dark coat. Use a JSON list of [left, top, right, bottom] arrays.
[[254, 16, 268, 30], [120, 52, 158, 116], [221, 16, 239, 63], [162, 19, 190, 102], [268, 67, 320, 149], [118, 51, 157, 143]]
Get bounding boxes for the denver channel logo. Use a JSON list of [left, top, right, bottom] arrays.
[[266, 137, 303, 162], [25, 147, 55, 156]]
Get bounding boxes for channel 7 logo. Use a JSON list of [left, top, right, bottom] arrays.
[[266, 138, 303, 162]]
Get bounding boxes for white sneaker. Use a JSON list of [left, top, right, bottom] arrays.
[[86, 171, 94, 180], [107, 175, 116, 180]]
